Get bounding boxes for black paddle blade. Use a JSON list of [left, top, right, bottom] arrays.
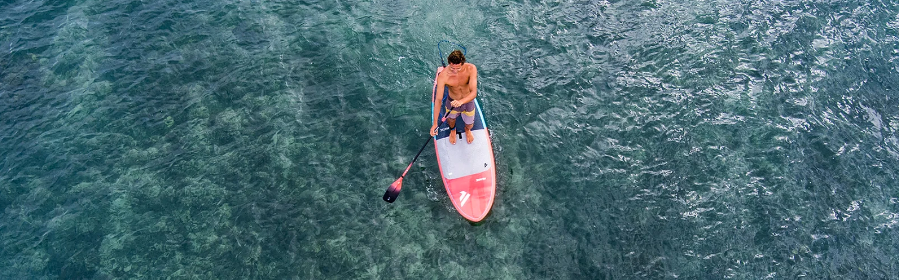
[[382, 178, 404, 203]]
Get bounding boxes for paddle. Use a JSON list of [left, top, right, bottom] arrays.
[[383, 106, 455, 203]]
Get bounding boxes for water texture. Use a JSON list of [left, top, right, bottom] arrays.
[[2, 0, 898, 278]]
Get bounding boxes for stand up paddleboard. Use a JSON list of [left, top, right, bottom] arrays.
[[431, 67, 497, 222]]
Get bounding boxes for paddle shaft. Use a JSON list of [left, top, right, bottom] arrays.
[[399, 106, 455, 178], [399, 138, 431, 178]]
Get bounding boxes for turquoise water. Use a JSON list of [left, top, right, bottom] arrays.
[[2, 0, 898, 278]]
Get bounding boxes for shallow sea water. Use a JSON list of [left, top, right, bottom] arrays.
[[2, 0, 898, 278]]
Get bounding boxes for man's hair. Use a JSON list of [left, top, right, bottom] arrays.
[[447, 50, 466, 65]]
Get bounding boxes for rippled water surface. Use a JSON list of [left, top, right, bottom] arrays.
[[2, 0, 899, 278]]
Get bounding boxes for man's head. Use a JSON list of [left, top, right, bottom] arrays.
[[447, 50, 465, 73], [447, 50, 465, 65]]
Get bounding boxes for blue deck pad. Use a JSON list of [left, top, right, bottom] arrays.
[[435, 86, 485, 141]]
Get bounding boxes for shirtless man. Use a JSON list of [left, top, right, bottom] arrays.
[[429, 50, 479, 144]]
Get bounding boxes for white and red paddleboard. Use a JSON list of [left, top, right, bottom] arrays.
[[431, 67, 497, 222]]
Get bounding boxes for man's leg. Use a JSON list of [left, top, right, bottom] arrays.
[[447, 117, 457, 145], [460, 105, 476, 144]]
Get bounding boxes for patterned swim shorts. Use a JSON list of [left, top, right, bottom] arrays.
[[445, 99, 475, 125]]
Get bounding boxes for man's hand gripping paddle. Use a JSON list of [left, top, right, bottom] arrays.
[[383, 107, 455, 203]]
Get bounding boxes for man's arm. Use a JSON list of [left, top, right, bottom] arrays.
[[466, 65, 478, 103], [431, 71, 447, 135]]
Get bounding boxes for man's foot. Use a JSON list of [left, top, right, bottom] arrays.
[[465, 125, 474, 144], [448, 127, 457, 145]]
